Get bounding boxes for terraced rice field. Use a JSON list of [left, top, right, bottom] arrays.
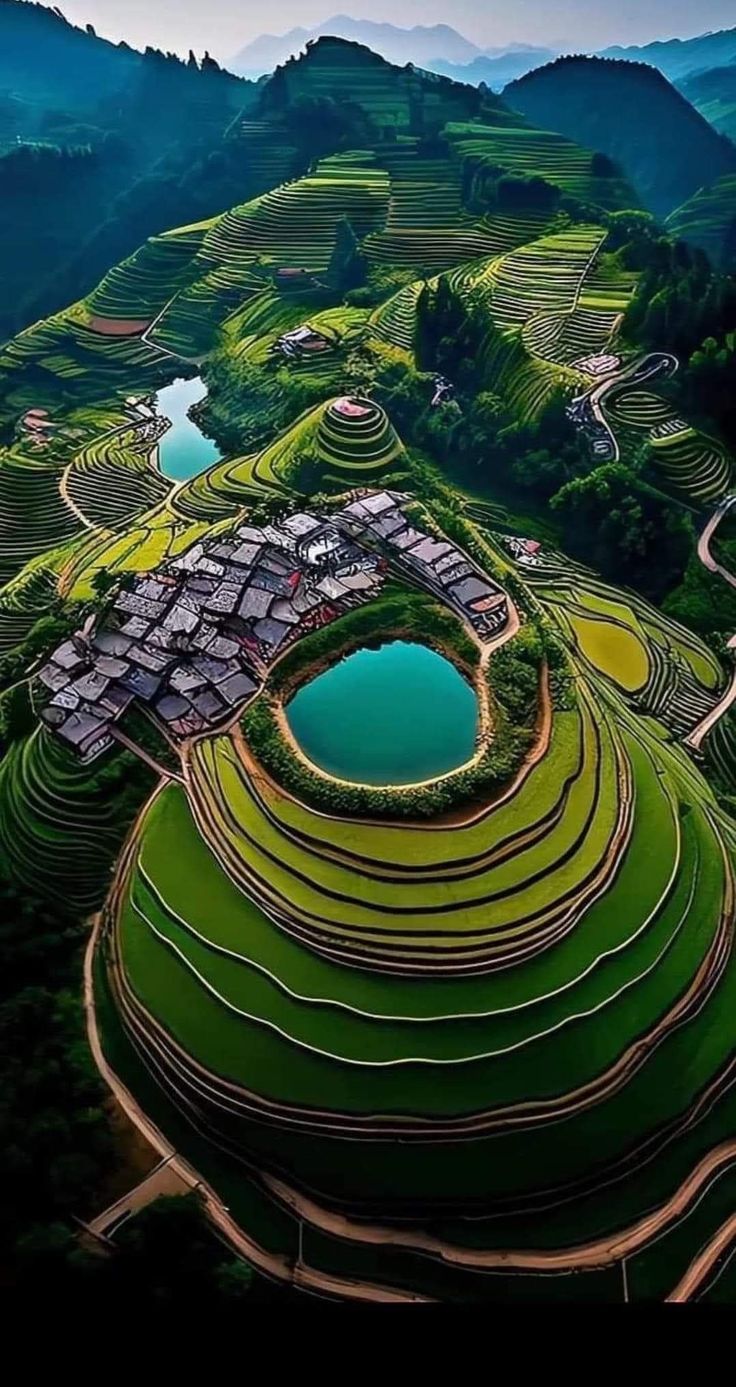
[[567, 612, 649, 692], [0, 450, 85, 585], [648, 428, 732, 505], [1, 92, 735, 1303], [64, 423, 172, 532], [501, 541, 724, 736], [437, 227, 628, 422], [604, 387, 733, 504], [201, 158, 390, 274], [93, 497, 734, 1299], [445, 123, 638, 209], [106, 628, 735, 1285], [666, 176, 736, 268], [0, 728, 147, 912], [84, 225, 208, 326], [0, 548, 69, 657]]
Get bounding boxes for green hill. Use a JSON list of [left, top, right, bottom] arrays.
[[667, 175, 736, 269], [0, 0, 262, 341], [258, 34, 501, 137], [505, 56, 736, 219], [680, 66, 736, 143], [2, 14, 736, 1307]]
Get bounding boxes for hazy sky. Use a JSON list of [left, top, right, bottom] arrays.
[[48, 1, 736, 61]]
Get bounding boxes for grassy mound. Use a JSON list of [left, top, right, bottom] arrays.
[[315, 396, 404, 473]]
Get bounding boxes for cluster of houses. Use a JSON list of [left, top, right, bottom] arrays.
[[334, 491, 510, 641], [36, 491, 510, 764]]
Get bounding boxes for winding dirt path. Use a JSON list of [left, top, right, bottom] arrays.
[[697, 495, 736, 589], [84, 879, 431, 1302], [263, 1138, 736, 1276], [665, 1211, 736, 1301]]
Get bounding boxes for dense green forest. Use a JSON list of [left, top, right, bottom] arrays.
[[0, 1, 263, 340]]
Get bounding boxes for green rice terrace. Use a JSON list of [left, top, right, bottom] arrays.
[[1, 34, 736, 1305]]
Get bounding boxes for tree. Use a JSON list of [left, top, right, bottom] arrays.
[[591, 151, 617, 177], [328, 217, 367, 295], [550, 463, 693, 599]]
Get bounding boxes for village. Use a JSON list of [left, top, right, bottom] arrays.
[[36, 490, 511, 764]]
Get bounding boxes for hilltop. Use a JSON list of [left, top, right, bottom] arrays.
[[257, 35, 500, 136], [505, 55, 736, 218]]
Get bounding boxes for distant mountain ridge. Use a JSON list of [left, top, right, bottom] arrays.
[[505, 55, 736, 219], [600, 27, 736, 82], [230, 16, 484, 77], [428, 48, 558, 91], [233, 19, 736, 94]]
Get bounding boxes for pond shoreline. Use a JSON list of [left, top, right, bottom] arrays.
[[152, 375, 223, 480], [268, 628, 493, 794]]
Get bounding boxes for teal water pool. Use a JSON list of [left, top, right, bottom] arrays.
[[285, 641, 478, 786], [155, 376, 222, 480]]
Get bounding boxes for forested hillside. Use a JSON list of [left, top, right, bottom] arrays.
[[667, 176, 736, 270], [680, 65, 736, 142], [505, 56, 736, 218], [0, 1, 262, 340]]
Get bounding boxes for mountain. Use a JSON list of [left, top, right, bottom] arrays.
[[0, 1, 261, 341], [680, 65, 736, 140], [504, 56, 736, 219], [667, 174, 736, 268], [3, 13, 736, 1312], [599, 26, 736, 82], [257, 35, 499, 135], [230, 17, 483, 79], [428, 48, 558, 91], [0, 0, 246, 127]]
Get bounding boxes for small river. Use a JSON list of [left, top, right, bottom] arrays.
[[286, 641, 478, 786], [154, 376, 222, 480]]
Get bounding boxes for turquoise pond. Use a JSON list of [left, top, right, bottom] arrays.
[[285, 641, 478, 786], [155, 376, 222, 480]]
